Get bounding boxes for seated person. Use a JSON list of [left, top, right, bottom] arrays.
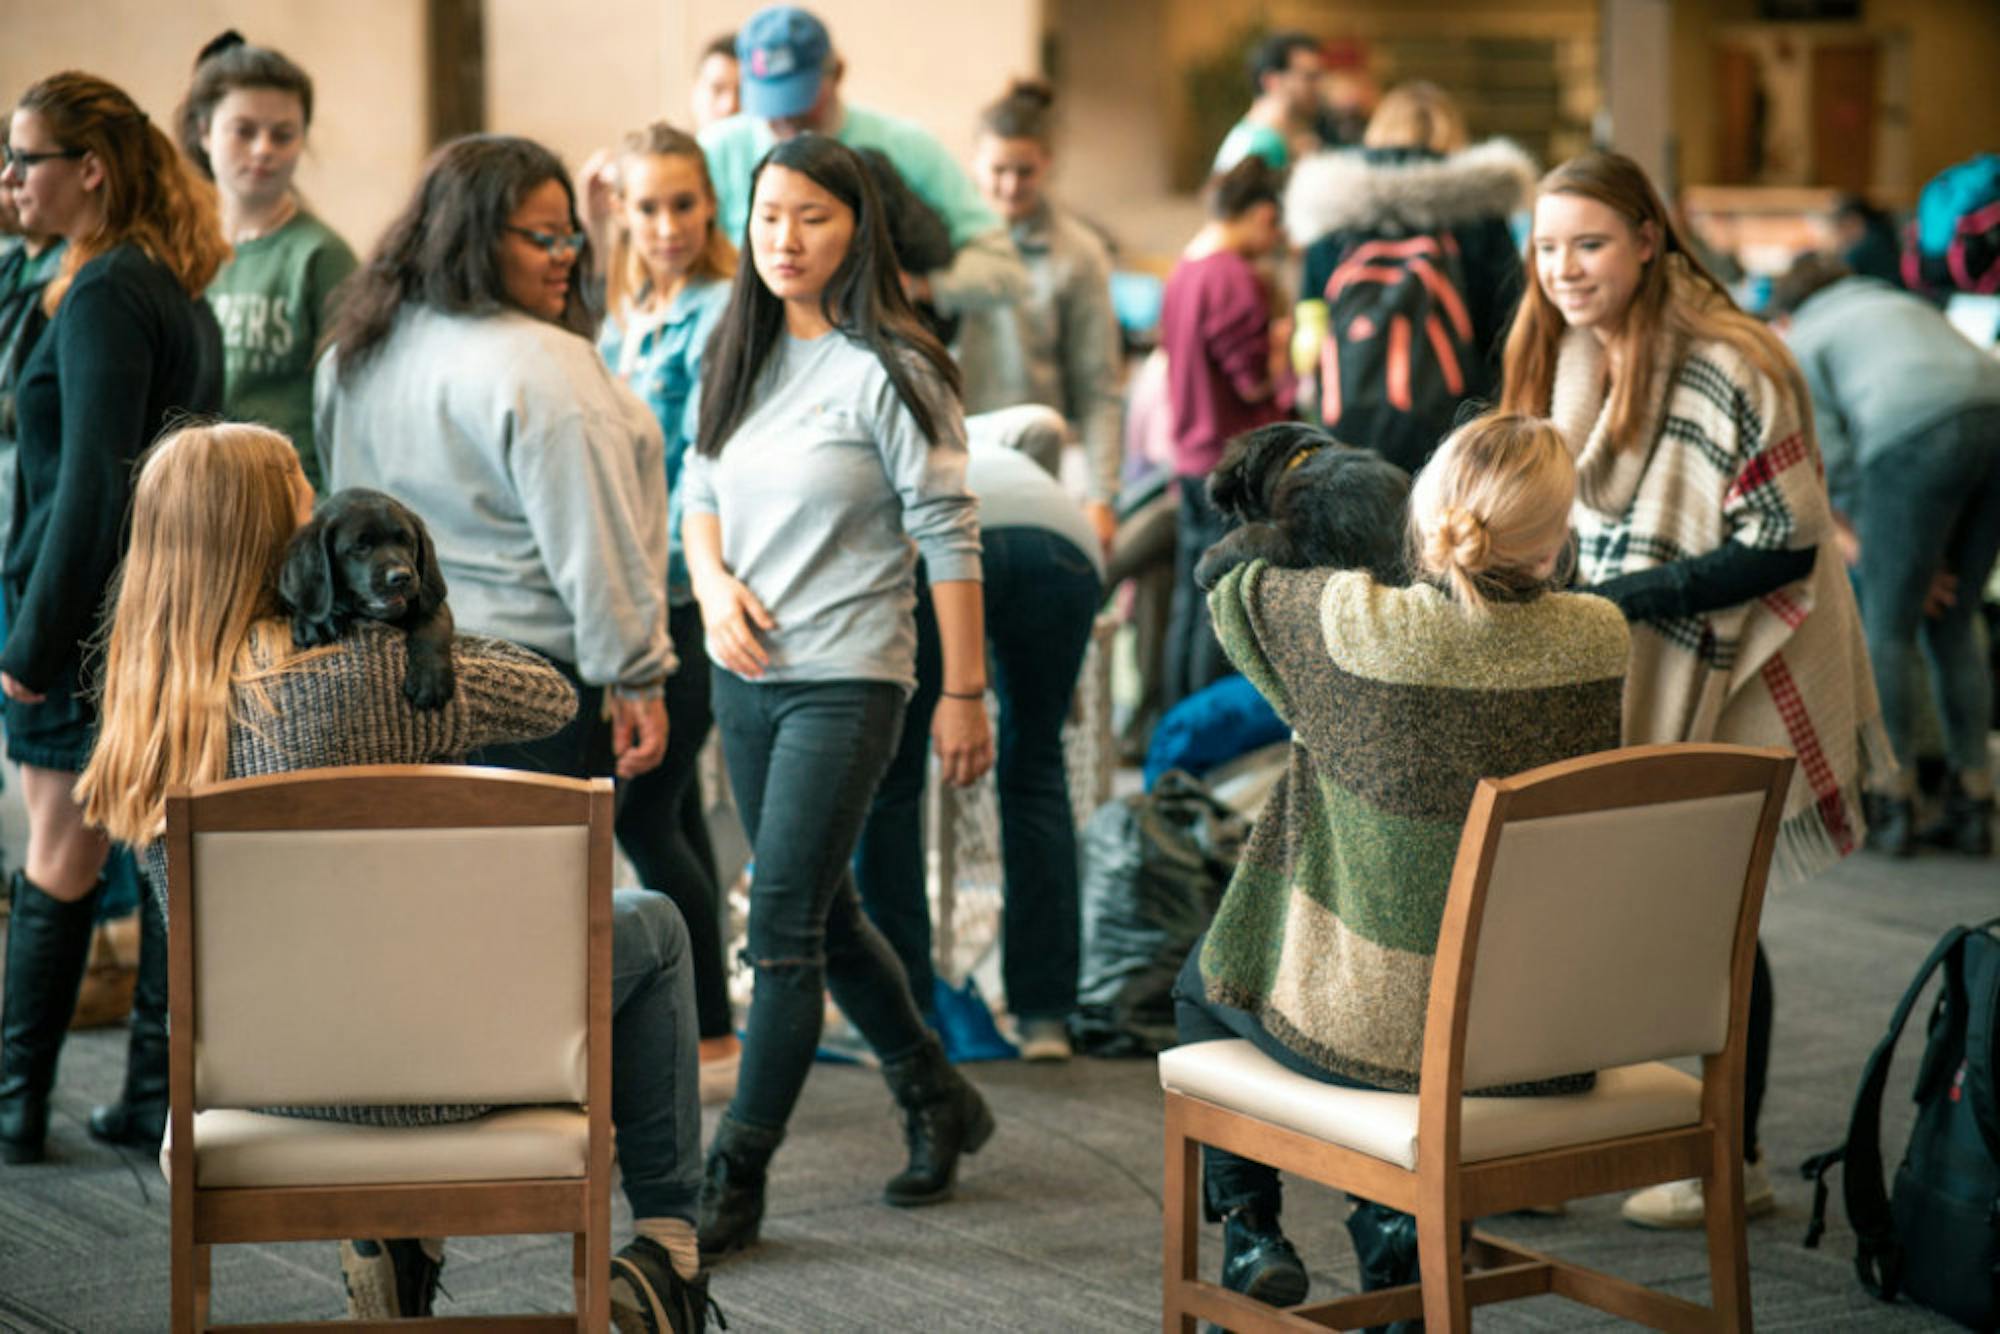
[[1171, 413, 1630, 1307], [73, 423, 714, 1334]]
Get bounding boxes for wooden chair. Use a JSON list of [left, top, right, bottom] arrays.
[[1161, 743, 1795, 1333], [163, 765, 615, 1332]]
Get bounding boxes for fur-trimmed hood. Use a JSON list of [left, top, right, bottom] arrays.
[[1285, 138, 1538, 245]]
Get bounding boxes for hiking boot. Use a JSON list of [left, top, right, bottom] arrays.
[[880, 1036, 995, 1206], [1220, 1203, 1308, 1308], [1864, 794, 1916, 857], [1015, 1018, 1073, 1063], [1918, 779, 1995, 856], [1621, 1154, 1776, 1229], [339, 1237, 445, 1317], [697, 1115, 783, 1261], [610, 1236, 724, 1332]]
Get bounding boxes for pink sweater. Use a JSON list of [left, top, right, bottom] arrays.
[[1158, 249, 1291, 477]]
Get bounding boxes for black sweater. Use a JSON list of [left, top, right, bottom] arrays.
[[2, 245, 222, 690]]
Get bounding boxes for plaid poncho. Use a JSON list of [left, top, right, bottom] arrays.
[[1552, 317, 1889, 887]]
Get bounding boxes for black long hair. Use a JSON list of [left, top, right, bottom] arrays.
[[695, 134, 961, 458], [323, 134, 596, 377]]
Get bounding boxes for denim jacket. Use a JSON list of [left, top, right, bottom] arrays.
[[600, 278, 731, 604]]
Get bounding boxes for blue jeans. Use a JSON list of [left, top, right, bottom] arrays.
[[1857, 405, 2000, 778], [610, 888, 703, 1222], [712, 674, 931, 1132], [853, 530, 1101, 1021]]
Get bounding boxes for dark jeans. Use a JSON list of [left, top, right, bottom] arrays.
[[467, 653, 612, 779], [1162, 479, 1235, 709], [1172, 942, 1381, 1218], [1173, 939, 1776, 1219], [712, 674, 932, 1132], [614, 602, 732, 1039], [1856, 405, 2000, 779], [852, 531, 1101, 1022]]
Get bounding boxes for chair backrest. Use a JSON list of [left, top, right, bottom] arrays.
[[1428, 744, 1793, 1095], [166, 765, 613, 1111]]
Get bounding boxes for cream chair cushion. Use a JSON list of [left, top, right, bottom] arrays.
[[161, 1106, 588, 1188], [1159, 1039, 1701, 1170]]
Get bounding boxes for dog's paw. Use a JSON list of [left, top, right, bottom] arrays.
[[291, 615, 342, 648], [402, 660, 456, 710]]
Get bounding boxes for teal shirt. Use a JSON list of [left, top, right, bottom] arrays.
[[207, 211, 358, 489], [1212, 120, 1289, 174], [700, 104, 1002, 250], [599, 278, 730, 605]]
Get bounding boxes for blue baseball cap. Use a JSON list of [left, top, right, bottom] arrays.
[[736, 7, 831, 121]]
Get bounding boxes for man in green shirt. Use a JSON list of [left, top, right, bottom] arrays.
[[699, 6, 1026, 318], [1211, 31, 1323, 175]]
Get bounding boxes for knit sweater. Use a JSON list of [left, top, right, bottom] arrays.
[[141, 620, 577, 1126], [1197, 562, 1628, 1091]]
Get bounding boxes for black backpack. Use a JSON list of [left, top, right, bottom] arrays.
[[1801, 918, 2000, 1330], [1316, 232, 1477, 473]]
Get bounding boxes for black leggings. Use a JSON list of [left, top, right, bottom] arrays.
[[614, 602, 733, 1040]]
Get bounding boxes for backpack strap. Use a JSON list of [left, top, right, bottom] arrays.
[[1800, 922, 1990, 1301]]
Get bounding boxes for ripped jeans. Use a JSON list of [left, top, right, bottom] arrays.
[[711, 673, 932, 1132]]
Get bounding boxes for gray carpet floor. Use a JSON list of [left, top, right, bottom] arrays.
[[0, 820, 1992, 1329]]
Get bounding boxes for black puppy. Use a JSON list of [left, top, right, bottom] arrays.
[[1194, 422, 1412, 590], [278, 488, 455, 708]]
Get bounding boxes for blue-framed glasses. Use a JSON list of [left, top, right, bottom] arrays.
[[504, 225, 587, 255]]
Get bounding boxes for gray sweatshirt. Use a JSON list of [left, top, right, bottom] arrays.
[[1783, 276, 2000, 512], [680, 331, 981, 692], [316, 306, 673, 692]]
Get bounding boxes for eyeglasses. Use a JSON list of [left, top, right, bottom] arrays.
[[1, 145, 85, 174], [503, 225, 587, 255]]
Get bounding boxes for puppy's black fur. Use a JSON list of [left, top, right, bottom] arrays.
[[278, 488, 456, 708], [1195, 422, 1412, 590]]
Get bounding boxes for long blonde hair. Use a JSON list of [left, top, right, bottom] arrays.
[[1409, 413, 1575, 613], [17, 71, 230, 314], [604, 121, 735, 323], [76, 423, 321, 846], [1500, 151, 1796, 451]]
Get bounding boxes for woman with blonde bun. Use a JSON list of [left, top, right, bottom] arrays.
[[1171, 413, 1630, 1308]]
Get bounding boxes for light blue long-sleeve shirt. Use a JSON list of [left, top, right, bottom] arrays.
[[681, 331, 980, 692]]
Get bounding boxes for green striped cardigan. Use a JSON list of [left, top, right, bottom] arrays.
[[1198, 561, 1630, 1091]]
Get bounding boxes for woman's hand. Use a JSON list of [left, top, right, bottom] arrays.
[[694, 570, 776, 678], [0, 671, 45, 704], [931, 694, 994, 788], [610, 693, 667, 779]]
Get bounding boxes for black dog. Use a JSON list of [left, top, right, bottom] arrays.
[[1194, 422, 1412, 591], [278, 488, 455, 709]]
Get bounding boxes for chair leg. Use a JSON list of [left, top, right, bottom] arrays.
[[1417, 1197, 1469, 1333], [1704, 1148, 1753, 1329], [585, 1224, 610, 1332], [572, 1232, 588, 1331], [1162, 1096, 1200, 1334], [171, 1222, 207, 1333]]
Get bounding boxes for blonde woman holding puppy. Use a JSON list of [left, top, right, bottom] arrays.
[[1172, 414, 1629, 1309], [597, 121, 741, 1104]]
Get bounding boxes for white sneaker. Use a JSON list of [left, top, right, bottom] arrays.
[[698, 1049, 740, 1106], [1015, 1018, 1073, 1063], [1622, 1155, 1776, 1229]]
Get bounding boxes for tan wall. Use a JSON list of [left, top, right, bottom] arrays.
[[1673, 0, 2000, 203], [1, 2, 427, 256]]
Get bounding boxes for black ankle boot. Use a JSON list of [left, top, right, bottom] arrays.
[[1864, 794, 1916, 857], [879, 1036, 994, 1207], [89, 888, 168, 1148], [698, 1113, 783, 1260], [1919, 778, 1995, 856], [0, 873, 103, 1164], [1220, 1203, 1309, 1308]]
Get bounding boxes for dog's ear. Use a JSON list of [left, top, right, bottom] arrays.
[[406, 506, 449, 613], [1207, 436, 1256, 521], [277, 514, 335, 624]]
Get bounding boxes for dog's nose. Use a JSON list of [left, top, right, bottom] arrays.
[[383, 567, 414, 591]]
